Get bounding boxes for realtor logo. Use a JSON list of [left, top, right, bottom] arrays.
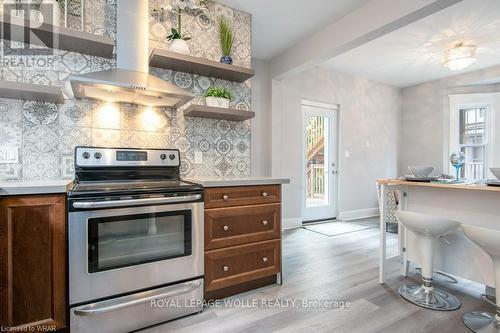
[[1, 2, 58, 57]]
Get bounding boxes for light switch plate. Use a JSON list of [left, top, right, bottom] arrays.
[[0, 147, 19, 164], [194, 151, 203, 164]]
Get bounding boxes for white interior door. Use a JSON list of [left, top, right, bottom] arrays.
[[302, 102, 338, 222]]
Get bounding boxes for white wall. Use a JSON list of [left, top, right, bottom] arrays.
[[251, 59, 272, 177], [271, 67, 401, 228], [400, 65, 500, 175]]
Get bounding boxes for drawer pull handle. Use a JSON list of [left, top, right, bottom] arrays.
[[262, 220, 268, 226], [262, 257, 268, 263], [223, 225, 229, 231], [222, 195, 229, 200], [222, 265, 229, 272], [262, 192, 268, 197]]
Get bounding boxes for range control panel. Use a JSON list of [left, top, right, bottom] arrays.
[[75, 147, 180, 167]]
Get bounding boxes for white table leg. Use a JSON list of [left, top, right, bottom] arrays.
[[379, 184, 387, 284]]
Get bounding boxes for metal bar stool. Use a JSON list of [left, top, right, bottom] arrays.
[[396, 211, 461, 310], [461, 225, 500, 333]]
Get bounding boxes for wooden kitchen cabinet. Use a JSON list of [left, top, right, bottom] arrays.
[[204, 185, 282, 299], [0, 195, 67, 332]]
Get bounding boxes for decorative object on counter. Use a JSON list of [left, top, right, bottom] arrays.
[[404, 175, 439, 182], [404, 166, 437, 182], [489, 167, 500, 180], [486, 167, 500, 186], [204, 87, 233, 108], [218, 15, 234, 64], [408, 166, 434, 178], [153, 0, 209, 55], [450, 152, 465, 183]]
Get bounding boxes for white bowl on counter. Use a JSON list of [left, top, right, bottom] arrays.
[[490, 167, 500, 180], [408, 166, 434, 178]]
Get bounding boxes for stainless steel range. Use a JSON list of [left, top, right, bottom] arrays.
[[68, 146, 204, 333]]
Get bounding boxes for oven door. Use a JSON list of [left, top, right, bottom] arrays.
[[69, 194, 203, 305]]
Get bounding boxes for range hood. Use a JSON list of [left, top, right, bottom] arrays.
[[70, 0, 193, 107]]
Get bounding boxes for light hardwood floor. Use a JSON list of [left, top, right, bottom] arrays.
[[142, 219, 490, 333]]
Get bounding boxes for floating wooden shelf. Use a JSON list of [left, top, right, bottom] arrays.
[[1, 14, 114, 58], [0, 80, 64, 103], [184, 104, 255, 121], [150, 48, 255, 83]]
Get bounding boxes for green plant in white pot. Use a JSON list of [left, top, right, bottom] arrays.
[[157, 0, 208, 55], [204, 87, 233, 108]]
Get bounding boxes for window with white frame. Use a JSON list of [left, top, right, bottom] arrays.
[[449, 92, 500, 181], [458, 107, 487, 180]]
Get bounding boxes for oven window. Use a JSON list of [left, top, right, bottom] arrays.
[[88, 210, 191, 273]]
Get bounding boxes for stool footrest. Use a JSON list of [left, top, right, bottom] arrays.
[[463, 312, 500, 333], [399, 284, 461, 311]]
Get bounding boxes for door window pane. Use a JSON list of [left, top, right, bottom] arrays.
[[88, 211, 191, 272], [306, 116, 329, 207]]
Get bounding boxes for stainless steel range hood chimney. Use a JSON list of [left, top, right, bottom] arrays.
[[70, 0, 193, 107]]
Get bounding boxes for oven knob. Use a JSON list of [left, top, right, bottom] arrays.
[[169, 154, 176, 160], [94, 152, 102, 159], [160, 154, 167, 160], [82, 152, 90, 159]]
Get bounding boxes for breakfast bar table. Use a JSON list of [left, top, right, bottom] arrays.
[[377, 179, 500, 287]]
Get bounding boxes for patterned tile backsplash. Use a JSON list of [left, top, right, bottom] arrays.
[[0, 0, 252, 181]]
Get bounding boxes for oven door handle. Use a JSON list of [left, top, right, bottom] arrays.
[[72, 194, 202, 209], [73, 280, 202, 316]]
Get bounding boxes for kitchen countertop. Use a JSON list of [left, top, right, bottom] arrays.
[[377, 178, 500, 192], [0, 180, 73, 196], [185, 177, 290, 188]]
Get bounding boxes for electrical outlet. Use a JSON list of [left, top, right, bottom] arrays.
[[0, 147, 19, 164], [194, 151, 203, 164]]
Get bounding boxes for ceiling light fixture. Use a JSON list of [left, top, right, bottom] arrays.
[[443, 42, 477, 71]]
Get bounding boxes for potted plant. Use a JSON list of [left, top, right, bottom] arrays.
[[204, 87, 233, 108], [167, 27, 191, 55], [218, 15, 234, 64], [154, 0, 208, 55]]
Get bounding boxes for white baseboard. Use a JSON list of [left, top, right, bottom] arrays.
[[282, 217, 302, 230], [339, 207, 379, 221]]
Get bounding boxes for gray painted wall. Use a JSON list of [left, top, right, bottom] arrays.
[[271, 67, 401, 227], [400, 65, 500, 176]]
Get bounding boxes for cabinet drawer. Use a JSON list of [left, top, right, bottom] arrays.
[[205, 239, 280, 292], [204, 185, 280, 208], [205, 204, 280, 250]]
